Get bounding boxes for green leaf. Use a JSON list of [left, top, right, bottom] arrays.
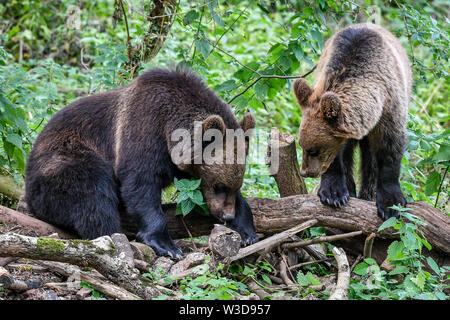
[[387, 241, 406, 261], [292, 45, 304, 61], [421, 237, 432, 251], [175, 204, 183, 216], [435, 291, 447, 300], [426, 257, 441, 275], [183, 10, 199, 26], [191, 190, 204, 205], [388, 265, 409, 275], [309, 226, 325, 238], [173, 177, 184, 190], [432, 143, 450, 162], [296, 271, 310, 287], [306, 272, 322, 286], [214, 80, 238, 92], [5, 132, 22, 149], [243, 266, 254, 276], [353, 262, 368, 276], [425, 171, 441, 195], [254, 81, 269, 100], [261, 274, 272, 284], [188, 179, 202, 190], [363, 258, 376, 265], [13, 147, 25, 172], [310, 29, 324, 48], [230, 96, 248, 110], [194, 38, 211, 60], [378, 216, 398, 232], [411, 271, 427, 290], [208, 4, 224, 27], [180, 199, 195, 216]]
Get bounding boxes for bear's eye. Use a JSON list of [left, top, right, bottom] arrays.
[[308, 149, 319, 157], [214, 183, 229, 194]]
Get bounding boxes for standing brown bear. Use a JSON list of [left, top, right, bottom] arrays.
[[293, 23, 412, 220], [25, 67, 258, 259]]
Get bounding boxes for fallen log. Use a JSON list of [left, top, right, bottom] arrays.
[[0, 205, 74, 239], [1, 195, 448, 256], [0, 233, 161, 299]]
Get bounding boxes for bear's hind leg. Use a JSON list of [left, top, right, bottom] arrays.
[[342, 139, 357, 197], [370, 130, 407, 220], [358, 136, 377, 201], [26, 152, 121, 239]]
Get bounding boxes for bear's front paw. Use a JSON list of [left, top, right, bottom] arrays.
[[376, 184, 407, 221], [137, 231, 183, 260], [228, 222, 258, 246], [318, 175, 350, 208], [240, 231, 258, 247]]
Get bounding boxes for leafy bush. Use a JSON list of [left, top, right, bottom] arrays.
[[350, 206, 449, 300]]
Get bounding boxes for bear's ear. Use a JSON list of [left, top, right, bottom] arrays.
[[239, 113, 255, 132], [320, 91, 342, 125], [202, 115, 226, 135], [319, 92, 354, 137], [293, 78, 312, 107]]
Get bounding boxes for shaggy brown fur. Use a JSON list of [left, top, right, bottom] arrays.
[[293, 23, 412, 220], [25, 67, 257, 258]]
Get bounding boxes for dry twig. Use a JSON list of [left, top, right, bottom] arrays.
[[329, 247, 350, 300], [363, 233, 376, 259], [224, 219, 318, 264], [282, 230, 363, 249]]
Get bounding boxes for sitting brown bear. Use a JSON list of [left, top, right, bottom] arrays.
[[293, 23, 412, 220], [25, 67, 258, 259]]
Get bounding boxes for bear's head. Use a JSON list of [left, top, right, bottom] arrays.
[[171, 113, 255, 221], [293, 78, 353, 178]]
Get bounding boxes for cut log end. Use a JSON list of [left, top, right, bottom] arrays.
[[209, 224, 241, 258]]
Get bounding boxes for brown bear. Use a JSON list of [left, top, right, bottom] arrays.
[[293, 23, 412, 220], [25, 67, 258, 259]]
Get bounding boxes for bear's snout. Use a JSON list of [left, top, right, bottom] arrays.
[[221, 212, 235, 221]]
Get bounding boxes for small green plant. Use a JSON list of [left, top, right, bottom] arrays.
[[174, 178, 209, 217], [142, 265, 169, 283], [296, 270, 322, 288], [350, 205, 449, 300], [80, 281, 107, 300], [240, 260, 274, 286], [174, 256, 249, 300]]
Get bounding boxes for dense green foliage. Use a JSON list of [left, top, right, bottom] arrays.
[[351, 206, 449, 299], [0, 0, 448, 300]]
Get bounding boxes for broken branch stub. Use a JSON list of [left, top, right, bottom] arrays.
[[266, 127, 307, 197]]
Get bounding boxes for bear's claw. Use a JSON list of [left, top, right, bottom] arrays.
[[137, 231, 183, 260], [241, 233, 259, 246], [318, 175, 350, 209]]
